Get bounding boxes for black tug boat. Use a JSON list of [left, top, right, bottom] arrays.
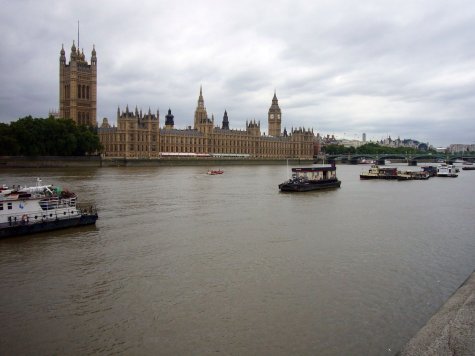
[[279, 163, 341, 192]]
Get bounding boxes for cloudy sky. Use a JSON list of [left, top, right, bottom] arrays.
[[1, 0, 474, 147]]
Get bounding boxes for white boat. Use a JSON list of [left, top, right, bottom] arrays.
[[0, 178, 98, 238], [359, 159, 375, 164], [436, 164, 458, 178]]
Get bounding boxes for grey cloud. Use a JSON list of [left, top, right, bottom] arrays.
[[1, 0, 474, 146]]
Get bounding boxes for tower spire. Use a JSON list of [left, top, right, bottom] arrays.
[[77, 20, 80, 51], [198, 85, 204, 108]]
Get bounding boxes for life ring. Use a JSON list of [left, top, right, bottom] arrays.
[[22, 214, 28, 222]]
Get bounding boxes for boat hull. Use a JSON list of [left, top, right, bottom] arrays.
[[279, 180, 341, 192], [0, 213, 98, 238], [359, 174, 398, 180]]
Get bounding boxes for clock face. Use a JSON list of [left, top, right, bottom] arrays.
[[277, 114, 280, 119], [270, 114, 274, 119]]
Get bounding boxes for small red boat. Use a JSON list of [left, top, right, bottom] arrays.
[[207, 169, 224, 175]]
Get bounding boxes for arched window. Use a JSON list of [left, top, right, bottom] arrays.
[[82, 85, 86, 99], [77, 85, 81, 99], [86, 86, 89, 99]]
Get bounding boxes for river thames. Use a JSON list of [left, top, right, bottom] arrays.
[[1, 164, 474, 355]]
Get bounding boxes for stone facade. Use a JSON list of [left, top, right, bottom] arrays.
[[59, 42, 97, 126], [98, 88, 315, 159]]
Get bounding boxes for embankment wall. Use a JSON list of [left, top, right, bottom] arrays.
[[0, 156, 313, 168]]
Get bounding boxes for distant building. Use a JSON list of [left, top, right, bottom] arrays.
[[59, 41, 97, 126], [379, 136, 429, 150], [48, 109, 60, 119], [98, 88, 315, 159], [339, 139, 365, 148], [362, 133, 366, 142], [448, 144, 475, 153]]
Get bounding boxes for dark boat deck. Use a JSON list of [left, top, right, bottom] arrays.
[[279, 179, 341, 192], [0, 213, 98, 238]]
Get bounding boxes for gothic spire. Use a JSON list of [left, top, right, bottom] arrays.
[[222, 110, 229, 130], [198, 85, 204, 108], [272, 90, 278, 105]]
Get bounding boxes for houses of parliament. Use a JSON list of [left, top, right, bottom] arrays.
[[59, 42, 316, 159]]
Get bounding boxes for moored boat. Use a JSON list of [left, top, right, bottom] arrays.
[[462, 166, 475, 170], [399, 170, 430, 180], [279, 163, 341, 192], [207, 169, 224, 175], [0, 178, 98, 238], [359, 158, 375, 164], [360, 165, 399, 180], [421, 166, 438, 177], [436, 164, 458, 177]]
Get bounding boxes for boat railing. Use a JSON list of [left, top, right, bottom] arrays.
[[39, 197, 77, 210], [4, 208, 83, 226]]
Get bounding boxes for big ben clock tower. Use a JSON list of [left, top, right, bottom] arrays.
[[268, 91, 281, 137]]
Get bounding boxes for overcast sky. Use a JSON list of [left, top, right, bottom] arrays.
[[1, 0, 474, 147]]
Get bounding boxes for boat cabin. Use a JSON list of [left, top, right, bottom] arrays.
[[291, 165, 337, 181]]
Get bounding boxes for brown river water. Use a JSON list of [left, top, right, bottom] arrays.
[[1, 164, 474, 355]]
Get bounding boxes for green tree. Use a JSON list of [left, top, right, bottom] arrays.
[[1, 116, 102, 156], [0, 123, 19, 155]]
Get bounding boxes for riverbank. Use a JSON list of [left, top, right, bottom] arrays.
[[0, 155, 101, 168], [0, 156, 314, 168], [399, 270, 475, 355]]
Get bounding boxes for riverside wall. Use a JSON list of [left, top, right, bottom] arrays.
[[0, 156, 313, 168], [398, 270, 475, 355], [0, 156, 102, 168]]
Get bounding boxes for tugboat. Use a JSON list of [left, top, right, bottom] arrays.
[[278, 163, 341, 192], [360, 165, 399, 180], [0, 178, 98, 238]]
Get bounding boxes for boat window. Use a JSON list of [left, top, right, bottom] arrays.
[[8, 202, 12, 210], [0, 203, 3, 210]]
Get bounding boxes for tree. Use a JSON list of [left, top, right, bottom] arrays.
[[0, 116, 102, 156], [0, 123, 19, 155]]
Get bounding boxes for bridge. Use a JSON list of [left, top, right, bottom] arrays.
[[317, 153, 475, 165]]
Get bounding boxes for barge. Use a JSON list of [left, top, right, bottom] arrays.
[[279, 163, 341, 192]]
